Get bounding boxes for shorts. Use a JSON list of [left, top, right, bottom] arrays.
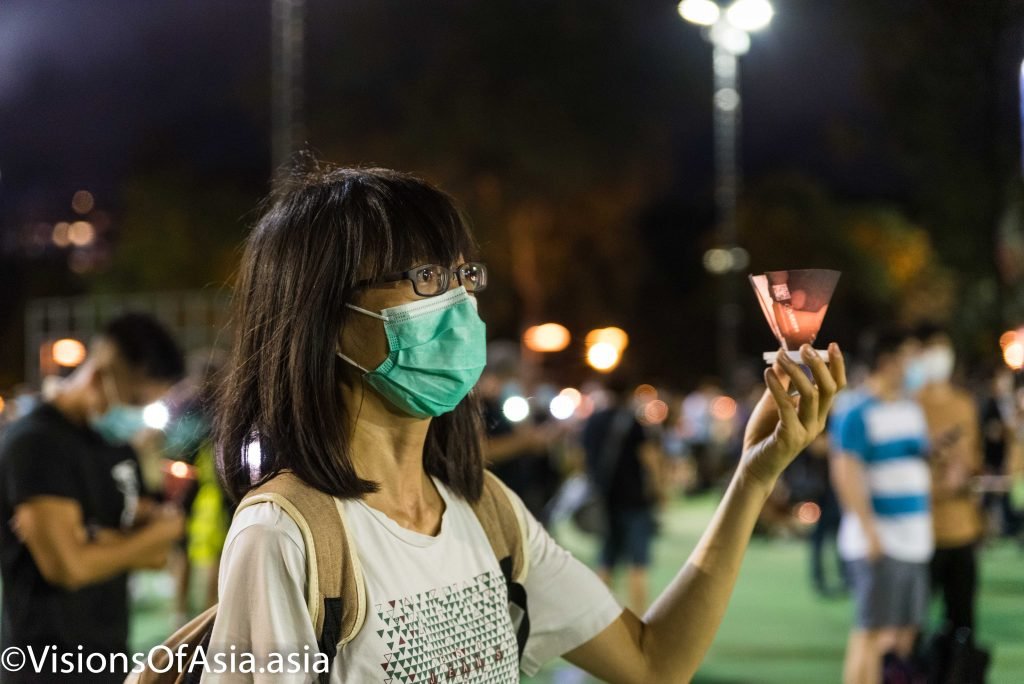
[[600, 507, 656, 569], [845, 556, 929, 629]]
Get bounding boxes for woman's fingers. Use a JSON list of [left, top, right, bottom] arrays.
[[828, 342, 847, 391], [764, 366, 798, 428], [802, 345, 835, 395], [778, 349, 818, 428], [757, 344, 846, 459], [801, 344, 835, 426], [771, 357, 789, 390]]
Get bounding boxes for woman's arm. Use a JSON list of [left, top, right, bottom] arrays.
[[565, 344, 846, 683]]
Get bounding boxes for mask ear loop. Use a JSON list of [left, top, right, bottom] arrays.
[[336, 311, 372, 444], [337, 303, 385, 373], [337, 351, 370, 374], [345, 303, 388, 321]]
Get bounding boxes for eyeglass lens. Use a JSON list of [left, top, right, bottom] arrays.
[[408, 263, 487, 296]]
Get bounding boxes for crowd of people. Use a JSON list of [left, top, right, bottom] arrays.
[[474, 324, 1021, 683], [0, 314, 1020, 683], [0, 171, 1019, 684]]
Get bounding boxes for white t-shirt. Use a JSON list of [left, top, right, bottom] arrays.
[[203, 478, 622, 683]]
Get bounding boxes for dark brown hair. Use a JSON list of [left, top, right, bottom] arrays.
[[215, 164, 485, 503], [103, 312, 185, 382]]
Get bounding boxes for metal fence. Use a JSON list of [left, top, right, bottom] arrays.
[[25, 291, 231, 385]]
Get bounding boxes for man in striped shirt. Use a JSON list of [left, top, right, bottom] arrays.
[[832, 329, 932, 684]]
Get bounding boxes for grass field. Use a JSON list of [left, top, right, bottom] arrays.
[[130, 494, 1024, 682], [526, 496, 1024, 683]]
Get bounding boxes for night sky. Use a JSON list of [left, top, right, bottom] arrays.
[[2, 0, 1022, 386], [1, 1, 870, 204]]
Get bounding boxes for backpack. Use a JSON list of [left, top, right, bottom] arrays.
[[127, 470, 529, 684], [548, 407, 636, 536]]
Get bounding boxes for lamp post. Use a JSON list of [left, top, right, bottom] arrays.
[[678, 0, 773, 390], [272, 0, 305, 172]]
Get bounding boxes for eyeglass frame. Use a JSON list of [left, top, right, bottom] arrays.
[[355, 262, 488, 297]]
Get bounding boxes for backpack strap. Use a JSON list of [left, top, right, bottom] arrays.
[[472, 471, 531, 659], [472, 471, 529, 582], [238, 472, 367, 665]]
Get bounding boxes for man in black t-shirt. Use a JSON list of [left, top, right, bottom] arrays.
[[582, 380, 665, 614], [0, 313, 186, 683]]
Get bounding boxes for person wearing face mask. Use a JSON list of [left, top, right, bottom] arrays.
[[910, 323, 987, 677], [0, 312, 187, 683], [197, 164, 846, 684], [831, 329, 933, 684]]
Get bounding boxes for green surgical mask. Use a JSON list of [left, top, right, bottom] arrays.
[[338, 286, 487, 418], [90, 406, 147, 445], [89, 370, 147, 445]]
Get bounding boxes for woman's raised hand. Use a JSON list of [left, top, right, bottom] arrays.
[[740, 343, 847, 488]]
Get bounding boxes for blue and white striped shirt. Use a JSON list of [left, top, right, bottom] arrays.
[[833, 395, 933, 562]]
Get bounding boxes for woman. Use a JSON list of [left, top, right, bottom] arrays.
[[206, 165, 846, 683]]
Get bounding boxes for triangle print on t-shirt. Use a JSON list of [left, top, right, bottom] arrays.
[[373, 570, 518, 683]]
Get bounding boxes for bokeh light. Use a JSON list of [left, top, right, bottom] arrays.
[[677, 0, 720, 26], [68, 220, 96, 247], [999, 330, 1017, 349], [71, 190, 95, 215], [796, 501, 822, 525], [169, 460, 191, 479], [143, 401, 170, 430], [710, 395, 738, 421], [523, 323, 571, 352], [709, 21, 751, 54], [549, 394, 576, 420], [52, 222, 71, 247], [51, 338, 86, 367], [642, 399, 669, 425], [634, 383, 658, 403], [502, 396, 530, 423], [586, 342, 621, 372], [585, 327, 629, 352], [558, 387, 582, 408], [726, 0, 775, 32], [703, 248, 733, 273], [1004, 341, 1024, 371]]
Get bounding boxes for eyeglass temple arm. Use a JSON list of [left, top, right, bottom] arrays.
[[355, 272, 408, 287], [356, 264, 479, 288]]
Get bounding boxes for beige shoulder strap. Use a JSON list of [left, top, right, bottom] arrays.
[[238, 472, 367, 646], [471, 471, 530, 583]]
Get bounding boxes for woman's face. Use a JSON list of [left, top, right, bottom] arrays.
[[338, 261, 470, 373]]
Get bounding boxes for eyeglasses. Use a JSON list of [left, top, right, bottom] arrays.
[[357, 262, 488, 297]]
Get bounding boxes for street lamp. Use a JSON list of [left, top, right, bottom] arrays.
[[678, 0, 773, 390], [584, 327, 629, 373], [272, 0, 305, 171], [522, 323, 572, 353], [51, 338, 86, 368], [1000, 328, 1024, 370]]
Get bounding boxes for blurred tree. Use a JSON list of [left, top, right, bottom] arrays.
[[304, 0, 699, 352], [739, 174, 953, 358], [851, 0, 1024, 357], [91, 171, 251, 294]]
